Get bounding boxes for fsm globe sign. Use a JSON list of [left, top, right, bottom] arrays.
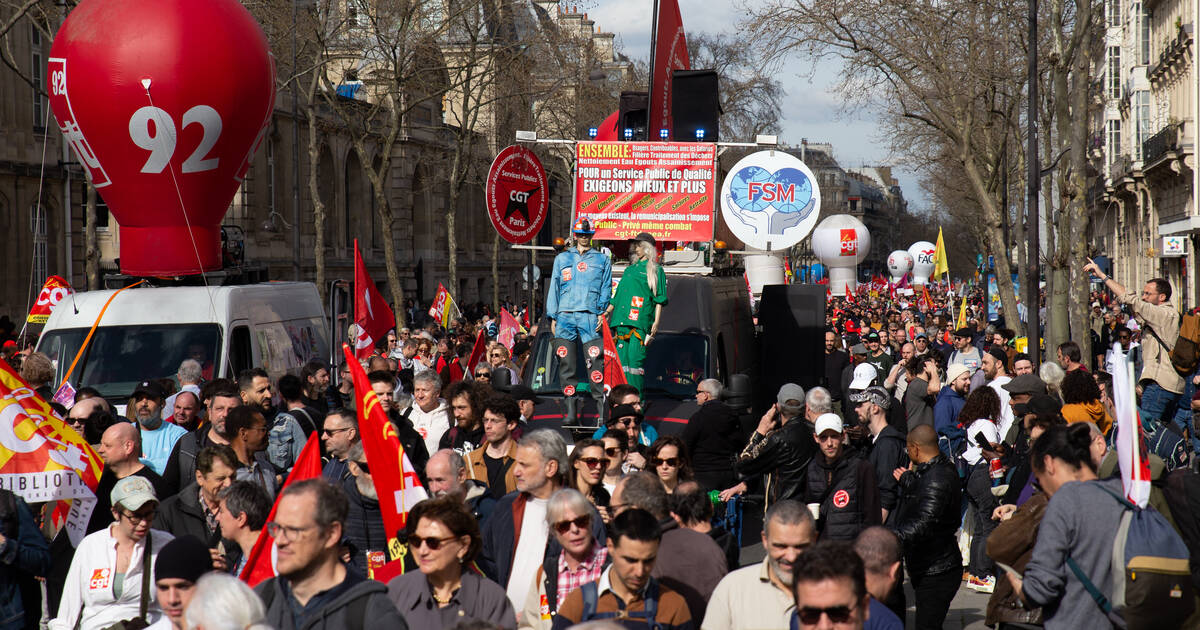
[[719, 151, 820, 250]]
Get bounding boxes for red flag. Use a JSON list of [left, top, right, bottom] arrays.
[[239, 432, 323, 586], [354, 240, 396, 360], [599, 320, 627, 389], [648, 0, 690, 138], [498, 310, 522, 350], [465, 330, 488, 377], [27, 275, 73, 324], [342, 344, 428, 574]]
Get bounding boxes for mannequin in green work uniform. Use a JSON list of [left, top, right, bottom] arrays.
[[604, 233, 668, 392]]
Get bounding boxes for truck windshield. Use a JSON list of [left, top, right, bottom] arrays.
[[37, 324, 222, 400], [526, 332, 707, 398]]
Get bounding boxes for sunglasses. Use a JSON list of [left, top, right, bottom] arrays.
[[408, 535, 458, 550], [553, 514, 590, 534], [797, 604, 857, 625], [578, 457, 608, 469], [475, 372, 491, 379], [604, 447, 623, 457], [652, 457, 679, 467]]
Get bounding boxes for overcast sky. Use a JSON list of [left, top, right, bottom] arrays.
[[583, 0, 930, 212]]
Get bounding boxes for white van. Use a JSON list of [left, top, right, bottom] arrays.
[[35, 282, 330, 403]]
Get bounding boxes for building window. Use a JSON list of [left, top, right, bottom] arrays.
[[80, 181, 111, 230], [30, 204, 47, 281], [1106, 0, 1122, 26], [1137, 3, 1150, 64], [1107, 47, 1121, 99], [31, 26, 45, 130], [1107, 119, 1122, 162], [1134, 91, 1151, 160]]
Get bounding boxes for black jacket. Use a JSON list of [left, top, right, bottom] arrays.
[[340, 475, 388, 579], [682, 400, 743, 479], [256, 569, 408, 630], [387, 409, 430, 484], [153, 482, 220, 546], [734, 417, 816, 505], [866, 424, 909, 515], [890, 453, 963, 576], [825, 350, 850, 400], [804, 447, 882, 541]]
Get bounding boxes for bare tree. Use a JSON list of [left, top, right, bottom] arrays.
[[687, 32, 784, 141], [748, 0, 1030, 336]]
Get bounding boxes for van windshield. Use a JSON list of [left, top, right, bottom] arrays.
[[526, 332, 707, 399], [37, 324, 222, 400]]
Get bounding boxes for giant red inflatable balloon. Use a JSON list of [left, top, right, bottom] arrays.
[[48, 0, 275, 276]]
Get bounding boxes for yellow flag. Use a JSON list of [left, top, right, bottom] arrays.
[[934, 227, 950, 278], [956, 294, 968, 330]]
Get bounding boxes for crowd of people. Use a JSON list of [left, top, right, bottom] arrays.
[[1, 265, 1199, 630]]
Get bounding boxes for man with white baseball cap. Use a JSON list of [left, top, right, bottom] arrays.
[[801, 413, 881, 542]]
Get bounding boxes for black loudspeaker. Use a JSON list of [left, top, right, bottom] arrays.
[[672, 69, 720, 142], [618, 91, 648, 141], [757, 284, 827, 408]]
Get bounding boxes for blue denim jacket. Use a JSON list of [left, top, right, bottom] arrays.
[[546, 248, 612, 318]]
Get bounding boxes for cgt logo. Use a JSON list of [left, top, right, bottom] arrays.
[[839, 229, 858, 256]]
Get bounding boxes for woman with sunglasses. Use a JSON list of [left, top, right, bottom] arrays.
[[648, 436, 693, 494], [488, 343, 521, 385], [51, 476, 173, 630], [567, 439, 611, 510], [386, 494, 515, 629], [519, 489, 608, 630]]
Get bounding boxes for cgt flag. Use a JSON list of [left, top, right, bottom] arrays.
[[599, 319, 627, 389], [239, 432, 323, 586], [465, 329, 488, 378], [342, 344, 427, 578], [497, 309, 524, 351], [428, 283, 462, 328], [354, 240, 396, 360], [28, 275, 73, 324], [0, 359, 102, 546], [1109, 345, 1152, 507]]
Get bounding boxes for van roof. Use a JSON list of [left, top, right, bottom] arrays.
[[41, 282, 323, 330]]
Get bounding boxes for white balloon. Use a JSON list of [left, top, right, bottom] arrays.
[[908, 241, 937, 285], [886, 250, 914, 283], [811, 214, 871, 296]]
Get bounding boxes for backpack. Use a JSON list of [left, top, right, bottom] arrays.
[[1144, 314, 1200, 376], [1066, 483, 1195, 630], [580, 578, 662, 630], [1160, 468, 1200, 590], [1145, 421, 1191, 472]]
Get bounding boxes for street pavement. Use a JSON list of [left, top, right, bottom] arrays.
[[739, 542, 992, 629]]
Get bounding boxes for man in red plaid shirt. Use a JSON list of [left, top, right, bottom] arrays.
[[519, 488, 610, 629]]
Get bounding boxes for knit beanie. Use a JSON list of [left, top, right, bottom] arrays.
[[154, 535, 214, 583]]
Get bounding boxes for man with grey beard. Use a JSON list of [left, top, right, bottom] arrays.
[[131, 380, 187, 475], [702, 500, 816, 630], [342, 441, 388, 578]]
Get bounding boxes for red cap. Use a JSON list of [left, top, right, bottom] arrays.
[[2, 340, 16, 349]]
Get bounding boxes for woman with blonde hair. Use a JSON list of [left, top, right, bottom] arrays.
[[183, 573, 270, 630]]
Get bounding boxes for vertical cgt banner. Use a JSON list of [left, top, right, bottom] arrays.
[[0, 359, 102, 545]]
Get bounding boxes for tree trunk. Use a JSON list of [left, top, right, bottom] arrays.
[[306, 99, 326, 305], [446, 193, 459, 301], [1066, 0, 1097, 364], [492, 232, 500, 313], [85, 183, 99, 290], [962, 144, 1022, 338]]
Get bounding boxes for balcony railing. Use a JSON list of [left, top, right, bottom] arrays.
[[1143, 123, 1180, 165]]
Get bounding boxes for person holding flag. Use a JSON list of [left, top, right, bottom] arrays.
[[605, 232, 668, 393], [546, 217, 613, 423]]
